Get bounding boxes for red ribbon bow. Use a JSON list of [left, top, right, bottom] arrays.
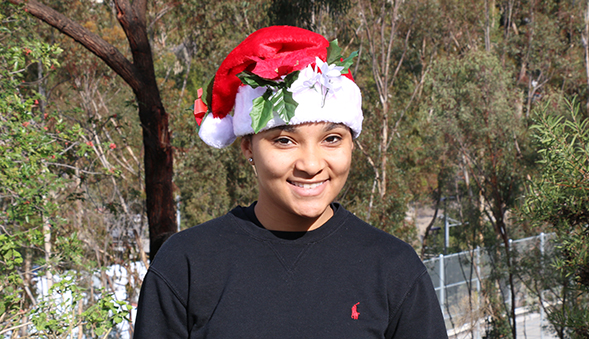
[[193, 88, 208, 126]]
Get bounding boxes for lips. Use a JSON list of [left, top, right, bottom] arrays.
[[289, 180, 327, 190]]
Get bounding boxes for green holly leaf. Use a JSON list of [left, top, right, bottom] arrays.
[[327, 39, 343, 65], [339, 51, 359, 74], [238, 71, 279, 88], [271, 89, 286, 122], [250, 90, 274, 133], [327, 39, 358, 74], [202, 75, 215, 107], [271, 88, 297, 123], [283, 90, 297, 122]]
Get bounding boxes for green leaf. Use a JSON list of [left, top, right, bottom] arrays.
[[270, 90, 285, 122], [327, 39, 358, 74], [271, 88, 297, 123], [327, 39, 342, 65], [250, 90, 274, 133], [237, 71, 279, 88], [202, 75, 215, 107], [283, 71, 300, 88], [338, 51, 359, 73]]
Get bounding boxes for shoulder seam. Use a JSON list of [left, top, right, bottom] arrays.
[[389, 267, 428, 322], [149, 266, 188, 308]]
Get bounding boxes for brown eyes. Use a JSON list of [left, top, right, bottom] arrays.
[[274, 137, 293, 145], [272, 135, 342, 146], [324, 135, 342, 143]]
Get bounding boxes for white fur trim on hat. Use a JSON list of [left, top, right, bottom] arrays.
[[232, 61, 363, 139], [198, 114, 236, 148]]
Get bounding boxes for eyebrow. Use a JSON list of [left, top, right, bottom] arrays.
[[275, 124, 297, 133], [274, 122, 346, 133], [323, 122, 346, 132]]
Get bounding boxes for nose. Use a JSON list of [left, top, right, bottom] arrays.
[[294, 144, 324, 177]]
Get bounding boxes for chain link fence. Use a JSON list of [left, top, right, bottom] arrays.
[[424, 233, 557, 338]]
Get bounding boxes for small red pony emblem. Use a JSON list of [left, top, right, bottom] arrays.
[[351, 302, 360, 320]]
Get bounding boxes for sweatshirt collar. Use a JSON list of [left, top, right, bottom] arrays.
[[230, 201, 347, 243]]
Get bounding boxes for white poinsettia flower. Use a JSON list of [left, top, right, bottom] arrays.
[[314, 58, 344, 102], [288, 65, 319, 94], [316, 57, 345, 78], [288, 57, 346, 107], [290, 58, 345, 92], [301, 66, 322, 89]]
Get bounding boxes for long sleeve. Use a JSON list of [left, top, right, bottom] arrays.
[[386, 269, 448, 339], [133, 268, 189, 339]]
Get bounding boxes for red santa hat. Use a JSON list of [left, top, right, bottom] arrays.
[[194, 26, 363, 148]]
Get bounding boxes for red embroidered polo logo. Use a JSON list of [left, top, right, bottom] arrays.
[[351, 302, 360, 320]]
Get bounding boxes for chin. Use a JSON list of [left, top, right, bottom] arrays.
[[291, 202, 331, 220]]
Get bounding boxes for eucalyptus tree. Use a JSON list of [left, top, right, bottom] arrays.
[[424, 50, 528, 338], [9, 0, 177, 257]]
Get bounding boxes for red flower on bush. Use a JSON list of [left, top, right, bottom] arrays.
[[109, 143, 116, 150]]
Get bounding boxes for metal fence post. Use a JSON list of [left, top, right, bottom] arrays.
[[444, 204, 449, 255], [540, 232, 545, 339], [508, 238, 513, 309], [476, 246, 481, 339]]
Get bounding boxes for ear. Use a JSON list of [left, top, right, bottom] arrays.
[[240, 136, 253, 159]]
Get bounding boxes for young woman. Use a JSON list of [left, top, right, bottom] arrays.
[[133, 26, 447, 339]]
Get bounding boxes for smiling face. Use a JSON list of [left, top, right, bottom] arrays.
[[241, 122, 354, 232]]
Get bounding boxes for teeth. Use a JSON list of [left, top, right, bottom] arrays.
[[292, 181, 325, 189]]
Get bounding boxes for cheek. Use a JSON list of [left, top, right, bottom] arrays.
[[259, 157, 291, 178], [329, 151, 353, 176], [252, 142, 284, 178]]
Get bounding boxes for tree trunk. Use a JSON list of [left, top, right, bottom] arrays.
[[11, 0, 177, 258], [359, 0, 404, 201], [136, 90, 176, 256]]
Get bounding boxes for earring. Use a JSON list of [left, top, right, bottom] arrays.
[[248, 157, 257, 177]]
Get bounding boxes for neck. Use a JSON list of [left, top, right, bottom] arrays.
[[254, 203, 334, 232]]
